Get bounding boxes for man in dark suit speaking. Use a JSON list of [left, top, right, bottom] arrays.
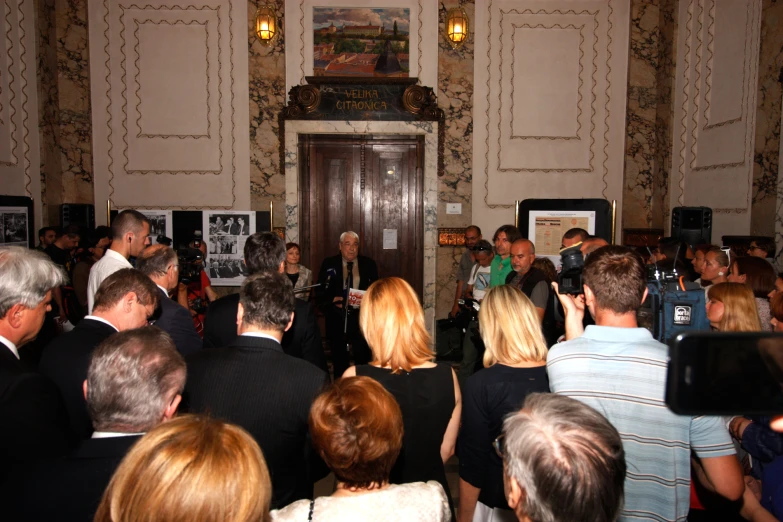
[[185, 272, 330, 509], [316, 230, 378, 378], [202, 232, 326, 372]]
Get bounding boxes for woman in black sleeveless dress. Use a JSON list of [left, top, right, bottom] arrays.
[[343, 277, 461, 511]]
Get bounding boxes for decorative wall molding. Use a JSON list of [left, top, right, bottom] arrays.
[[670, 0, 761, 237], [0, 0, 41, 227], [88, 0, 250, 214], [472, 0, 630, 242]]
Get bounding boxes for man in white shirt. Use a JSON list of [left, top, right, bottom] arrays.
[[39, 268, 161, 439], [0, 247, 73, 482], [8, 326, 185, 521], [87, 209, 151, 314], [459, 239, 494, 388]]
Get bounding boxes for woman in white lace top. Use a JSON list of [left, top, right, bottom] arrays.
[[270, 376, 450, 522]]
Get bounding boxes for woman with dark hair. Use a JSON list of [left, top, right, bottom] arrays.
[[284, 242, 312, 301], [271, 376, 450, 521], [727, 256, 777, 331], [691, 244, 714, 286]]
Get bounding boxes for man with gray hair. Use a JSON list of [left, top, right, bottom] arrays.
[[501, 393, 626, 522], [316, 230, 379, 378], [136, 244, 202, 357], [0, 247, 73, 482], [8, 326, 186, 521]]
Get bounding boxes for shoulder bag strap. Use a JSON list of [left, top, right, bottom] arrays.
[[308, 499, 315, 521]]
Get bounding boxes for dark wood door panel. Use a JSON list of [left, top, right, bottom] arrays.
[[300, 135, 423, 299]]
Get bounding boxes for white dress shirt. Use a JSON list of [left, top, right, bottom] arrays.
[[0, 334, 19, 359], [87, 249, 132, 314], [83, 315, 119, 332]]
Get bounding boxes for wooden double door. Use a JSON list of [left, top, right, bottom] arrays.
[[298, 135, 424, 298]]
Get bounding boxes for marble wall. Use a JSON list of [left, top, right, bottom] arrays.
[[623, 0, 660, 229], [248, 0, 287, 223], [35, 0, 60, 225], [56, 0, 92, 206], [752, 0, 783, 238], [436, 0, 474, 319], [653, 0, 677, 230]]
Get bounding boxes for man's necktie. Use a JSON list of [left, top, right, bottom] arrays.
[[346, 261, 354, 302]]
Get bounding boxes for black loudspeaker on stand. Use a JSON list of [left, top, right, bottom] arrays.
[[671, 206, 711, 247], [60, 204, 95, 230]]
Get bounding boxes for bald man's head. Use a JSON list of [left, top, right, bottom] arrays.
[[510, 239, 536, 275]]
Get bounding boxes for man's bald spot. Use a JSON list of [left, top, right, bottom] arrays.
[[581, 237, 609, 256], [512, 238, 535, 254]]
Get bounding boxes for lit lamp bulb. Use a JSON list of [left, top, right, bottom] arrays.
[[453, 23, 464, 42], [258, 20, 271, 40]]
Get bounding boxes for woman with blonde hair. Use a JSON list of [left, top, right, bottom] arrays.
[[458, 285, 550, 522], [344, 277, 461, 512], [95, 415, 272, 522], [706, 282, 762, 332]]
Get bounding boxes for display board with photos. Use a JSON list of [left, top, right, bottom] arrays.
[[110, 209, 272, 286], [0, 195, 34, 249]]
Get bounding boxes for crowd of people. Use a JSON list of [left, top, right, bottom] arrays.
[[2, 213, 783, 521]]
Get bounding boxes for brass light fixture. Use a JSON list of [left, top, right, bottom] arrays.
[[254, 4, 279, 46], [444, 7, 469, 50]]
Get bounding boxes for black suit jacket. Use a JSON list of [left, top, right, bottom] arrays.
[[0, 342, 73, 484], [151, 288, 202, 357], [316, 254, 379, 311], [201, 293, 327, 372], [38, 319, 117, 440], [183, 336, 330, 509], [6, 435, 141, 521]]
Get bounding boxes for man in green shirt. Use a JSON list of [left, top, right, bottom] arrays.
[[490, 224, 521, 287]]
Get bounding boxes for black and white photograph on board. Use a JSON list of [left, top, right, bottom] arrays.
[[203, 210, 256, 286], [137, 210, 173, 246], [0, 209, 28, 247]]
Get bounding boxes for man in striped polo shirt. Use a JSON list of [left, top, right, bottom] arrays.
[[548, 245, 743, 521]]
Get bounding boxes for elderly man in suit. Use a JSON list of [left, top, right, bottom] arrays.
[[202, 232, 326, 372], [38, 268, 160, 440], [135, 245, 202, 357], [185, 271, 329, 509], [8, 327, 186, 522], [316, 231, 379, 378], [0, 247, 73, 483]]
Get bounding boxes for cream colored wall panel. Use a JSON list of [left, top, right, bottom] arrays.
[[473, 0, 630, 241], [669, 0, 761, 238], [0, 0, 41, 228], [89, 0, 250, 218]]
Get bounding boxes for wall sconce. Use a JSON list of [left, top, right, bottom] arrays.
[[254, 5, 279, 46], [444, 7, 469, 50]]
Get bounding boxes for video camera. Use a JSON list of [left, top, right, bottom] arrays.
[[557, 244, 584, 295], [637, 258, 709, 344], [456, 297, 481, 324]]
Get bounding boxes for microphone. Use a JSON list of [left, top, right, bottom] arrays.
[[325, 268, 336, 290]]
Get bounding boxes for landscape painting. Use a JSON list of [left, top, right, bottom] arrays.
[[313, 7, 410, 78]]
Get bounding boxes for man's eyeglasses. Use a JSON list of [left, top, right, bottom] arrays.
[[493, 434, 505, 458]]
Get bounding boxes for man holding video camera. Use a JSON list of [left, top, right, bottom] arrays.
[[549, 245, 743, 521]]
